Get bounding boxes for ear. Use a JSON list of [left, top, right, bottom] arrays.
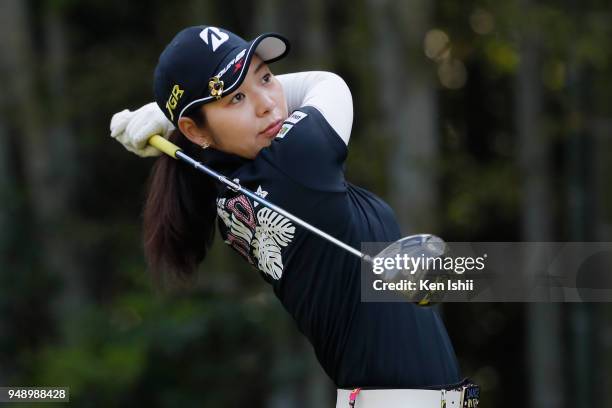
[[178, 116, 212, 147]]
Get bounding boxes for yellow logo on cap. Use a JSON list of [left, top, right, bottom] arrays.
[[165, 84, 184, 121], [208, 76, 224, 99]]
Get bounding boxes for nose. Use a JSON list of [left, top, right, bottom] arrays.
[[254, 90, 275, 117]]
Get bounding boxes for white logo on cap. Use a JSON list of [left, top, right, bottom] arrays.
[[200, 27, 229, 52], [216, 49, 246, 78]]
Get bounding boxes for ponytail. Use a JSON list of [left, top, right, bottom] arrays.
[[143, 111, 217, 283]]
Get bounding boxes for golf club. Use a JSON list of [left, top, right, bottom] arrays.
[[148, 135, 447, 304]]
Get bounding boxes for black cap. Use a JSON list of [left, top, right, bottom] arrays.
[[154, 26, 290, 126]]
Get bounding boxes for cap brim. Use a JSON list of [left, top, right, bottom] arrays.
[[220, 32, 290, 97], [252, 33, 290, 64]]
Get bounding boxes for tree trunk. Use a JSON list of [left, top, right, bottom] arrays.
[[516, 12, 565, 408], [565, 51, 599, 408], [0, 77, 11, 388], [0, 0, 83, 316], [590, 116, 612, 407], [367, 0, 438, 234]]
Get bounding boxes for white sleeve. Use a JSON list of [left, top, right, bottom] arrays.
[[276, 71, 353, 146]]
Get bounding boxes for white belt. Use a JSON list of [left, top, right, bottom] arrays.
[[336, 386, 479, 408]]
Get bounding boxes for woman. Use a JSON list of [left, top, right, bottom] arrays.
[[110, 25, 477, 407]]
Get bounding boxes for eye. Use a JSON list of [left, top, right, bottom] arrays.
[[262, 73, 272, 84], [231, 92, 245, 104]]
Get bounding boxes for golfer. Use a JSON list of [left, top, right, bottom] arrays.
[[110, 25, 479, 407]]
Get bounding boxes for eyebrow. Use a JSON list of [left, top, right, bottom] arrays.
[[254, 61, 266, 73]]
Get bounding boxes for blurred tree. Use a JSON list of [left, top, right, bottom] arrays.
[[0, 0, 83, 314], [366, 0, 440, 234], [0, 51, 13, 388], [0, 0, 74, 388], [514, 1, 565, 407]]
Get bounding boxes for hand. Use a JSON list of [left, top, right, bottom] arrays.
[[110, 102, 175, 157]]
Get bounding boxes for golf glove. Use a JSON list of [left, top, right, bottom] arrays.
[[110, 102, 174, 157]]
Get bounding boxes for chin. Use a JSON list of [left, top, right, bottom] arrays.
[[248, 146, 265, 159]]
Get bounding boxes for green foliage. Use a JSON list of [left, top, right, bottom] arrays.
[[26, 289, 293, 406]]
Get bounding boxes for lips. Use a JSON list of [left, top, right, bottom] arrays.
[[259, 119, 283, 138]]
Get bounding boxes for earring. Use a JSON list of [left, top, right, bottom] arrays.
[[201, 141, 210, 150]]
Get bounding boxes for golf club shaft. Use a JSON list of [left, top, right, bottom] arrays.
[[148, 135, 372, 263]]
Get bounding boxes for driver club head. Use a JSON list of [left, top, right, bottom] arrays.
[[372, 234, 448, 303]]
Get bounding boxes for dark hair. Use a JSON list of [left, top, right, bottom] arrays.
[[143, 109, 216, 284]]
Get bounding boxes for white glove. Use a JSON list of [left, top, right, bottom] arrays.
[[110, 102, 175, 157]]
